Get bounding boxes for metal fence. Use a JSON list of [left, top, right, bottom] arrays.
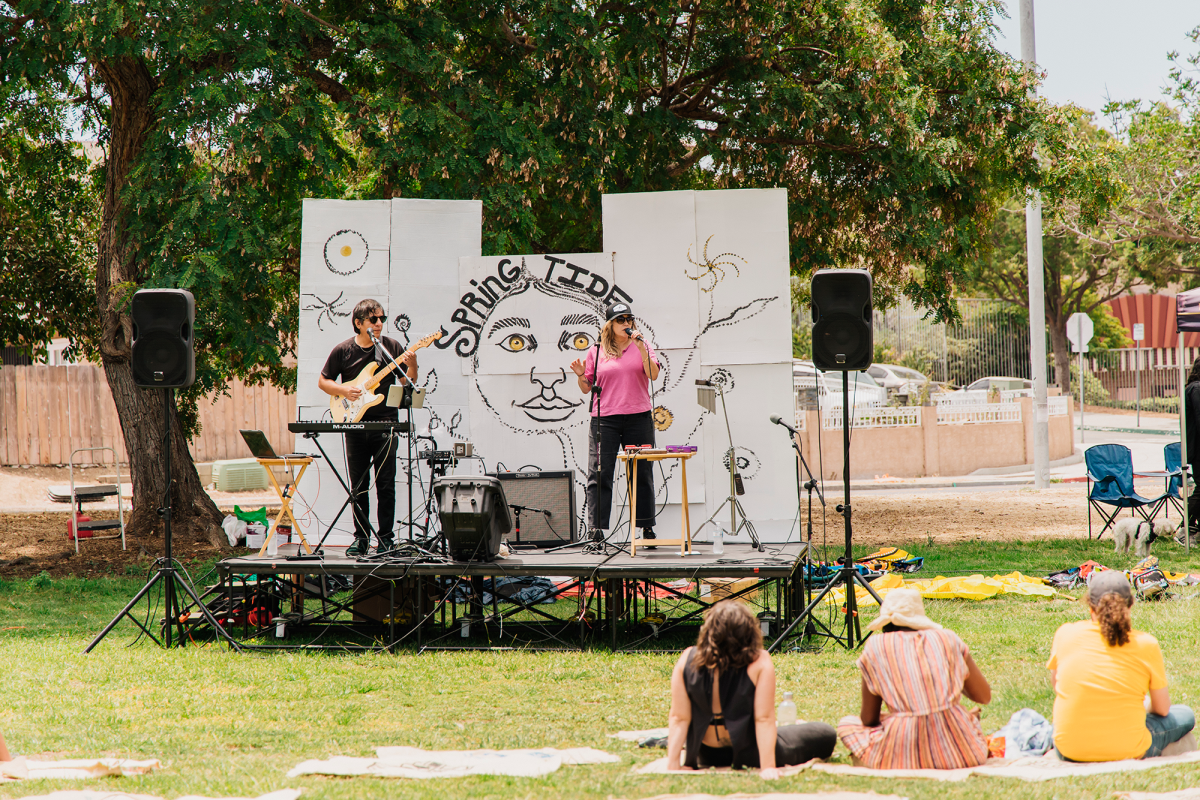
[[871, 299, 1031, 387]]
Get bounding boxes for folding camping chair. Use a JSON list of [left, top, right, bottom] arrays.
[[1164, 442, 1187, 518], [1085, 443, 1168, 539]]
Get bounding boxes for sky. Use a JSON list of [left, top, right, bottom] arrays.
[[991, 0, 1198, 127]]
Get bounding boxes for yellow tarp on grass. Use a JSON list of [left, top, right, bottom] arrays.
[[822, 571, 1059, 607]]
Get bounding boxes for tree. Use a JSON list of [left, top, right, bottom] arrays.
[[964, 197, 1137, 390], [0, 89, 98, 365], [1, 0, 1060, 541], [1055, 27, 1200, 280]]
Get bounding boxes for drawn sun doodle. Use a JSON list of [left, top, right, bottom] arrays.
[[323, 229, 370, 276], [686, 235, 747, 293], [652, 405, 674, 432], [301, 291, 351, 330]]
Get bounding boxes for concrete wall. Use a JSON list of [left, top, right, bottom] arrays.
[[798, 397, 1075, 479]]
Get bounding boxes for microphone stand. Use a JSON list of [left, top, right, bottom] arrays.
[[508, 503, 551, 549], [772, 417, 824, 642], [370, 331, 415, 543]]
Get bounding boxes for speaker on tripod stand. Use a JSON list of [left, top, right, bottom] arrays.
[[86, 289, 237, 652], [770, 269, 883, 652]]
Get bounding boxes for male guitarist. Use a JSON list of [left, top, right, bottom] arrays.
[[318, 299, 418, 556]]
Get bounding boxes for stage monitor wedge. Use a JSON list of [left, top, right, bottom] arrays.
[[811, 269, 873, 372], [491, 470, 577, 548], [131, 289, 196, 389]]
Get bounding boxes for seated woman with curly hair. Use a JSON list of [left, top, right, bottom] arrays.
[[1049, 570, 1195, 761], [667, 600, 837, 778]]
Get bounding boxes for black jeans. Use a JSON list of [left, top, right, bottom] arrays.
[[697, 722, 839, 768], [587, 411, 656, 530], [345, 430, 399, 542]]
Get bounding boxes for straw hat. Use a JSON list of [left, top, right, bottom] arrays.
[[866, 588, 943, 632]]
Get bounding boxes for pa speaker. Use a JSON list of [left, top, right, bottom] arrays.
[[811, 269, 873, 371], [131, 289, 195, 388], [491, 470, 576, 548]]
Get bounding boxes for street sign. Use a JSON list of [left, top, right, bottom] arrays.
[[1133, 322, 1145, 342], [1066, 312, 1095, 353]]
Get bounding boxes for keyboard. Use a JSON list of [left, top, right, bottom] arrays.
[[289, 421, 412, 434]]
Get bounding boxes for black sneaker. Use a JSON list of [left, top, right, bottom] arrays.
[[346, 537, 370, 557], [589, 528, 606, 543], [375, 536, 395, 554], [642, 528, 657, 550]]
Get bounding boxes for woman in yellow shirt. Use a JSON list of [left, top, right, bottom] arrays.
[[1047, 570, 1194, 761]]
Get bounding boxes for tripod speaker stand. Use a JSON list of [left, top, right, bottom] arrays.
[[770, 268, 881, 651], [85, 388, 240, 653]]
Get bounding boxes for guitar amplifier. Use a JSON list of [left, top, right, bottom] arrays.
[[490, 470, 576, 548]]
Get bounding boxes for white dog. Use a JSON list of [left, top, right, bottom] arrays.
[[1113, 517, 1179, 557]]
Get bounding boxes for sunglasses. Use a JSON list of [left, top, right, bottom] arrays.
[[364, 314, 387, 324], [613, 315, 634, 324]]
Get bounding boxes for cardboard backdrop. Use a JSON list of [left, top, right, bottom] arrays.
[[292, 190, 795, 545]]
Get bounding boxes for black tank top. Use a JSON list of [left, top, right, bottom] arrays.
[[682, 647, 759, 769]]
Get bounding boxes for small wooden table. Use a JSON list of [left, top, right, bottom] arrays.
[[256, 457, 315, 556], [618, 450, 695, 556]]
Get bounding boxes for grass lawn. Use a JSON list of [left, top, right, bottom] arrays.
[[4, 536, 1200, 800]]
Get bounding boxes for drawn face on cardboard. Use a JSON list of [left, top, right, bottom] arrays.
[[471, 281, 602, 433]]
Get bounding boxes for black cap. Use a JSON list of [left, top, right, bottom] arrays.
[[606, 302, 634, 322]]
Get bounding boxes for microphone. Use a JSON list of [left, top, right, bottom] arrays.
[[695, 378, 714, 387], [769, 414, 799, 435]]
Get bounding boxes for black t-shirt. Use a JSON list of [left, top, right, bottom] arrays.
[[321, 335, 407, 421]]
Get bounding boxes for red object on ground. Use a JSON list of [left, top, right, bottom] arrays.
[[67, 512, 93, 540]]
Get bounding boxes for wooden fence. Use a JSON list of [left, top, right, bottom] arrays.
[[0, 365, 296, 466]]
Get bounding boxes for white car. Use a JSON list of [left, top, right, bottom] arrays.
[[867, 364, 932, 397], [793, 360, 887, 408]]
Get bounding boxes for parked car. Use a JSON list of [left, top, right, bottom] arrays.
[[867, 364, 933, 397], [955, 376, 1032, 393], [793, 360, 887, 409]]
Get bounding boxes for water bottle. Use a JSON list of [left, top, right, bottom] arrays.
[[712, 528, 724, 555], [777, 691, 797, 726], [265, 522, 279, 556]]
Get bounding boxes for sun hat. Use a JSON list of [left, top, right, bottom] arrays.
[[605, 302, 634, 322], [865, 588, 943, 632], [1087, 568, 1134, 605]]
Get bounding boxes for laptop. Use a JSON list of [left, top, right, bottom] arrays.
[[239, 429, 314, 460]]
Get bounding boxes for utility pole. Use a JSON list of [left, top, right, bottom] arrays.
[[1021, 0, 1051, 488]]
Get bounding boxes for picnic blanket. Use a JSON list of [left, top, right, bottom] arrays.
[[811, 748, 1200, 782], [620, 794, 906, 800], [610, 728, 669, 744], [0, 758, 160, 782], [823, 572, 1058, 607], [288, 746, 618, 779], [1117, 791, 1200, 800], [2, 792, 299, 800], [635, 758, 811, 776], [3, 791, 298, 796]]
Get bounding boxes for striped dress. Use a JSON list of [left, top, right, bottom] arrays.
[[837, 628, 988, 769]]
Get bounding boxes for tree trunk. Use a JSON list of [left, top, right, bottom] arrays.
[[95, 56, 225, 547], [1048, 314, 1072, 394]]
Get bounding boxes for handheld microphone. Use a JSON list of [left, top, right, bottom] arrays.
[[769, 414, 799, 435]]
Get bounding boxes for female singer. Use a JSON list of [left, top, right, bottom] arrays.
[[569, 302, 661, 543]]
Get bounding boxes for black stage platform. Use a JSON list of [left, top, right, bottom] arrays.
[[195, 541, 812, 652]]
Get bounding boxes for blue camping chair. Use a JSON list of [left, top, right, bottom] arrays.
[[1085, 443, 1168, 539], [1165, 442, 1186, 518]]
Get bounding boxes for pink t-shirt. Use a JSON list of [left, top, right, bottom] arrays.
[[585, 341, 660, 416]]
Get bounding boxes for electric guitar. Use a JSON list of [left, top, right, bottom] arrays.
[[329, 331, 442, 423]]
